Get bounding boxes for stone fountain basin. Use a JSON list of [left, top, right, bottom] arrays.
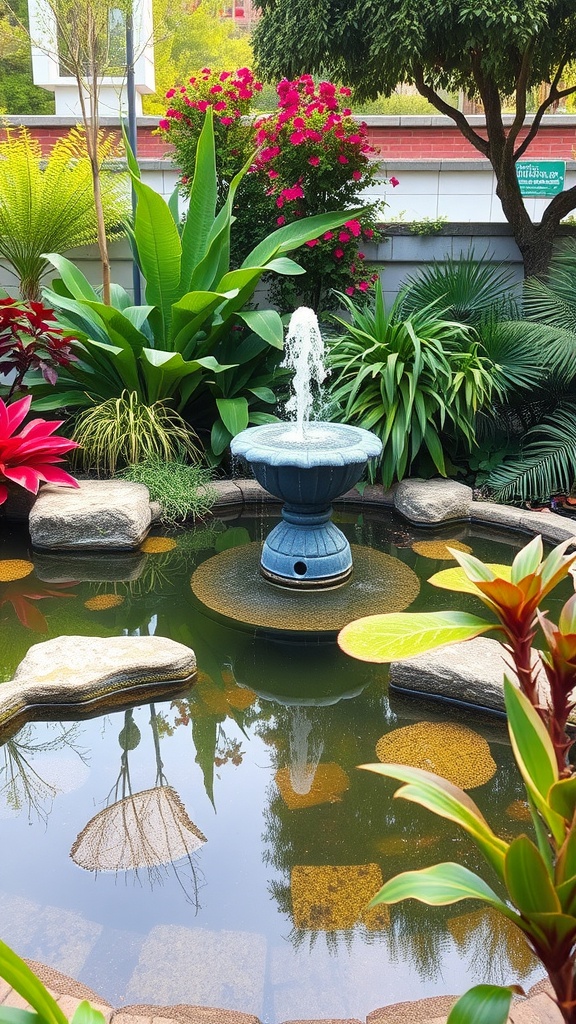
[[231, 422, 382, 506]]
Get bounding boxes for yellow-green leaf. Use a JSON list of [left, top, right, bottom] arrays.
[[504, 836, 559, 914], [549, 777, 576, 821], [372, 862, 515, 916], [338, 611, 494, 663], [429, 564, 512, 594], [447, 985, 523, 1024]]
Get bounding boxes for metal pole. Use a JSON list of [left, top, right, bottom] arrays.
[[125, 6, 142, 305]]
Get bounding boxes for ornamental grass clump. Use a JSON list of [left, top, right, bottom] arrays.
[[121, 457, 216, 525]]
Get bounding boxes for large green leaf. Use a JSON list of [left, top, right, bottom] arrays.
[[243, 208, 366, 267], [446, 986, 521, 1024], [216, 397, 249, 436], [504, 677, 564, 845], [170, 290, 238, 356], [0, 940, 67, 1024], [81, 301, 150, 355], [549, 776, 576, 821], [371, 862, 515, 917], [140, 349, 234, 403], [361, 763, 508, 879], [43, 253, 100, 301], [504, 836, 559, 914], [265, 256, 305, 275], [179, 109, 217, 293], [237, 309, 284, 350], [428, 564, 512, 594], [338, 610, 495, 663], [130, 174, 182, 344], [0, 1009, 41, 1024]]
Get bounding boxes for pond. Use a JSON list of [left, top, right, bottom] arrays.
[[0, 509, 557, 1022]]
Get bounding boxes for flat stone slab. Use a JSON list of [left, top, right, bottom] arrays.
[[394, 479, 473, 524], [0, 635, 196, 732], [366, 995, 457, 1023], [33, 550, 146, 583], [29, 480, 152, 551], [389, 636, 557, 717]]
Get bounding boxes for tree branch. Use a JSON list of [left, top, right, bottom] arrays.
[[412, 65, 490, 157], [540, 183, 576, 231], [504, 42, 535, 156], [514, 58, 574, 160]]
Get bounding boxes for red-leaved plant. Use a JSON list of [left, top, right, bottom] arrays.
[[0, 395, 79, 504], [0, 298, 76, 399]]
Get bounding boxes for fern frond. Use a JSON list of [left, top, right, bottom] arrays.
[[487, 400, 576, 502]]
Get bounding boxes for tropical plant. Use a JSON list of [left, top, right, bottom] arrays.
[[327, 283, 497, 487], [0, 298, 76, 399], [71, 391, 201, 476], [338, 535, 576, 1023], [30, 109, 361, 462], [0, 395, 78, 505], [400, 252, 520, 326], [0, 936, 106, 1024], [120, 456, 216, 524], [484, 240, 576, 502], [0, 126, 127, 302]]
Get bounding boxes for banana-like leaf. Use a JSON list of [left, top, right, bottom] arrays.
[[360, 763, 508, 879], [446, 985, 522, 1024], [130, 174, 183, 344], [81, 301, 150, 355], [0, 940, 67, 1024], [371, 862, 516, 918], [265, 256, 305, 275], [338, 610, 495, 663], [237, 310, 284, 349], [179, 109, 217, 292], [504, 836, 559, 914], [428, 564, 512, 594], [140, 349, 234, 403], [43, 253, 100, 301], [243, 208, 366, 267], [170, 290, 238, 356], [549, 776, 576, 821], [211, 418, 232, 457], [216, 397, 249, 436], [504, 677, 565, 845], [42, 289, 110, 345]]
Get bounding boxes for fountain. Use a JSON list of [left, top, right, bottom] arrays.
[[231, 308, 382, 589]]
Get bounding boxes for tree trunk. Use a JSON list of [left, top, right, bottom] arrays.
[[495, 171, 558, 278]]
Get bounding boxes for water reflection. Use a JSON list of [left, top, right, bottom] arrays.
[[0, 723, 88, 823], [70, 706, 206, 909]]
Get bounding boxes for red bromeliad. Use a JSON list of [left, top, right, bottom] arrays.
[[0, 298, 76, 398], [0, 395, 79, 504]]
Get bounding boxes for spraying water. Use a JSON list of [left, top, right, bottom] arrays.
[[281, 307, 326, 439]]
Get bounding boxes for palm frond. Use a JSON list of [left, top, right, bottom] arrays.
[[400, 249, 520, 325], [0, 126, 129, 300], [486, 400, 576, 502]]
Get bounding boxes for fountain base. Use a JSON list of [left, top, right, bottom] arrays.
[[260, 504, 352, 589]]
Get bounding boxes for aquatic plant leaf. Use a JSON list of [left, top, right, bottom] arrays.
[[338, 610, 494, 662], [361, 763, 508, 879], [504, 678, 564, 845], [70, 1003, 107, 1024], [446, 985, 523, 1024], [371, 862, 515, 918], [0, 940, 67, 1024], [504, 837, 559, 914], [428, 564, 512, 594]]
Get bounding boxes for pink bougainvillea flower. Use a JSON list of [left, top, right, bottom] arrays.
[[277, 215, 286, 225], [0, 396, 79, 505], [323, 231, 334, 241], [345, 219, 362, 236], [210, 84, 223, 93], [390, 176, 400, 187], [165, 88, 176, 98], [305, 238, 319, 247], [333, 248, 344, 259], [308, 155, 320, 166], [338, 231, 351, 242], [213, 101, 227, 112], [338, 155, 349, 164], [220, 117, 234, 126], [159, 119, 170, 131], [358, 281, 370, 291], [268, 169, 279, 179], [339, 87, 352, 96], [352, 170, 362, 181], [363, 228, 374, 238], [345, 286, 355, 295]]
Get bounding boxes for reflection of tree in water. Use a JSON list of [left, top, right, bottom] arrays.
[[70, 705, 207, 910], [0, 723, 88, 824]]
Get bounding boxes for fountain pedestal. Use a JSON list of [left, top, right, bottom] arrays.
[[231, 423, 382, 589]]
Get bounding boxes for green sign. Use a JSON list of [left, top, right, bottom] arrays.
[[516, 160, 565, 197]]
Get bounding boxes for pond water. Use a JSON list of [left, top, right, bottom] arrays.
[[0, 509, 559, 1022]]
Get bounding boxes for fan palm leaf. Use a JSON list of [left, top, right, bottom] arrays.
[[400, 250, 520, 325], [0, 126, 129, 301], [487, 400, 576, 502]]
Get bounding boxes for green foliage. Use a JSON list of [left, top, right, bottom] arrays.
[[340, 536, 576, 1023], [407, 217, 448, 237], [327, 283, 496, 487], [31, 109, 356, 462], [120, 456, 216, 524], [0, 938, 106, 1024], [400, 251, 520, 326], [0, 0, 54, 114], [71, 390, 201, 476], [0, 126, 127, 301]]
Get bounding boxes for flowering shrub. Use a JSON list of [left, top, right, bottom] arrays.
[[0, 299, 76, 399], [253, 75, 391, 310], [0, 395, 79, 505], [158, 67, 262, 191]]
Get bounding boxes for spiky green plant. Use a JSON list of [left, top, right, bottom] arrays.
[[400, 250, 520, 326], [0, 126, 128, 301], [327, 283, 496, 487], [71, 391, 201, 476]]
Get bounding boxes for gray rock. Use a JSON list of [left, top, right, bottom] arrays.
[[29, 480, 152, 551], [33, 550, 146, 583], [389, 636, 543, 714], [1, 635, 196, 731], [394, 478, 473, 524]]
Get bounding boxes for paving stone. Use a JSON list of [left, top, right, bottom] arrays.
[[26, 905, 103, 979], [518, 511, 576, 545], [124, 926, 266, 1017], [119, 1007, 261, 1024], [470, 500, 524, 528], [509, 993, 563, 1023], [366, 995, 458, 1023], [280, 1019, 362, 1024], [29, 480, 152, 551], [0, 980, 13, 1004]]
